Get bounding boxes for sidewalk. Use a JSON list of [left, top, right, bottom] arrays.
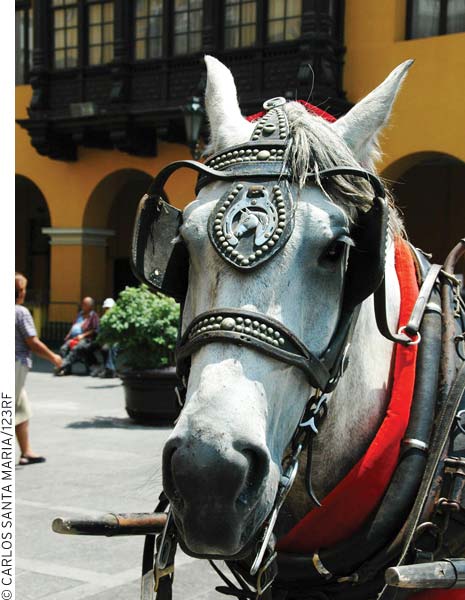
[[16, 361, 221, 599]]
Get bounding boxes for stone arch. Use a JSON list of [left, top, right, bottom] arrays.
[[82, 169, 153, 300], [382, 152, 465, 278], [15, 174, 51, 304]]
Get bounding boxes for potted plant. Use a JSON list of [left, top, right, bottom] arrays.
[[98, 285, 181, 424]]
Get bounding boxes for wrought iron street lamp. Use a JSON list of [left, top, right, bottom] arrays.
[[182, 95, 204, 159]]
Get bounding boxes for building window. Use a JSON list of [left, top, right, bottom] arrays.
[[15, 1, 33, 85], [52, 0, 79, 69], [407, 0, 465, 38], [224, 0, 257, 48], [173, 0, 203, 55], [446, 0, 465, 32], [134, 0, 163, 60], [87, 1, 114, 65], [267, 0, 302, 42]]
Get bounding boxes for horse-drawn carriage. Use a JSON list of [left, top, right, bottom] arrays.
[[53, 57, 465, 600]]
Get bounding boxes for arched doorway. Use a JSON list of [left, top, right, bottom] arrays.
[[384, 153, 465, 279], [83, 169, 152, 301], [15, 175, 51, 304], [107, 175, 153, 296]]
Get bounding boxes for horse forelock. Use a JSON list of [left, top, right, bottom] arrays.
[[282, 102, 405, 238]]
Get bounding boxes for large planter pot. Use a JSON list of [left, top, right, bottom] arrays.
[[120, 367, 181, 424]]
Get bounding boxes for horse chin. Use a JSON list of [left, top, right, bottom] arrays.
[[170, 499, 271, 560]]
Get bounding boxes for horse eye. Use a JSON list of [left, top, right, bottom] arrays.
[[323, 240, 346, 262]]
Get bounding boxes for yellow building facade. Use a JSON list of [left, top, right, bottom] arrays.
[[345, 1, 465, 270], [16, 0, 465, 333]]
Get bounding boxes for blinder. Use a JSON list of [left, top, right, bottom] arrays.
[[132, 192, 189, 302], [316, 168, 388, 314]]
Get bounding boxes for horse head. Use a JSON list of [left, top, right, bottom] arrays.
[[150, 56, 412, 559]]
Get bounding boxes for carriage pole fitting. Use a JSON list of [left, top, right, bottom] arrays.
[[385, 559, 465, 589], [52, 512, 167, 537]]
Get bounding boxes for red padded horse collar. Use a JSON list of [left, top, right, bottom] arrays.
[[277, 238, 419, 553]]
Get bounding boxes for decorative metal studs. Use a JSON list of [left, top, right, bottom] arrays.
[[257, 150, 271, 160], [206, 146, 286, 170], [188, 313, 286, 349], [250, 101, 289, 143], [208, 181, 294, 271]]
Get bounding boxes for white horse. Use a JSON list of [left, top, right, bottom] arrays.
[[161, 55, 413, 589]]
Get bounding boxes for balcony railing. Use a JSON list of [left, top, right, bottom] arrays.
[[17, 0, 349, 161]]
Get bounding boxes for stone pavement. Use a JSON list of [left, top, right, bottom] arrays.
[[16, 360, 223, 599]]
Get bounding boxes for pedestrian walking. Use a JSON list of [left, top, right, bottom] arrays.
[[15, 272, 63, 465]]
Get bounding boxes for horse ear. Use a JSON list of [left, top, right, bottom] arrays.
[[204, 55, 254, 154], [332, 60, 414, 170]]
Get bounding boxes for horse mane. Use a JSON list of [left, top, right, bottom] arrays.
[[282, 102, 405, 238]]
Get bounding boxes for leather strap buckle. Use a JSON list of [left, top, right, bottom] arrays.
[[256, 550, 278, 595], [154, 562, 174, 593], [154, 510, 177, 595]]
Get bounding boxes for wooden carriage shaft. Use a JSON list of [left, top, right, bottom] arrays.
[[385, 559, 465, 589], [52, 512, 167, 537]]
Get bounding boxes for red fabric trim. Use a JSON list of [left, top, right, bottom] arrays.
[[277, 238, 419, 553], [246, 101, 336, 123]]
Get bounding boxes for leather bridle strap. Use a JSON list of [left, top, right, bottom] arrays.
[[146, 159, 386, 205], [147, 159, 292, 200], [374, 262, 443, 346], [177, 308, 332, 391], [310, 166, 386, 200]]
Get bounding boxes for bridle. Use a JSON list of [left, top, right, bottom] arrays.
[[131, 97, 429, 598]]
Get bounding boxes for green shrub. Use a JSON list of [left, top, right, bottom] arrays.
[[98, 285, 180, 371]]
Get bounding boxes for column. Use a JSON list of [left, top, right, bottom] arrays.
[[42, 227, 115, 322]]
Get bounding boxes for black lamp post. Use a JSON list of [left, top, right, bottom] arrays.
[[182, 95, 204, 160]]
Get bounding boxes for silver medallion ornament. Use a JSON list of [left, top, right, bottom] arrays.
[[208, 181, 294, 271]]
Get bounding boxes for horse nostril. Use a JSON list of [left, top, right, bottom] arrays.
[[163, 437, 270, 514], [162, 439, 183, 506], [237, 446, 269, 506]]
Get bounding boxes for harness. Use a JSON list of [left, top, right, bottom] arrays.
[[52, 98, 465, 600], [131, 99, 465, 600]]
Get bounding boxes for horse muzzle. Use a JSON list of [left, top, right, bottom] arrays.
[[162, 431, 272, 556]]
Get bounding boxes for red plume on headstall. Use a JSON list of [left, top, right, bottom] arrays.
[[246, 100, 337, 123]]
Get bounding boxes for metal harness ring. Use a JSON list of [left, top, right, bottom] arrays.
[[398, 325, 422, 346]]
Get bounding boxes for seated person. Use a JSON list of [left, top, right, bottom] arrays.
[[90, 298, 118, 379], [56, 297, 100, 376]]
